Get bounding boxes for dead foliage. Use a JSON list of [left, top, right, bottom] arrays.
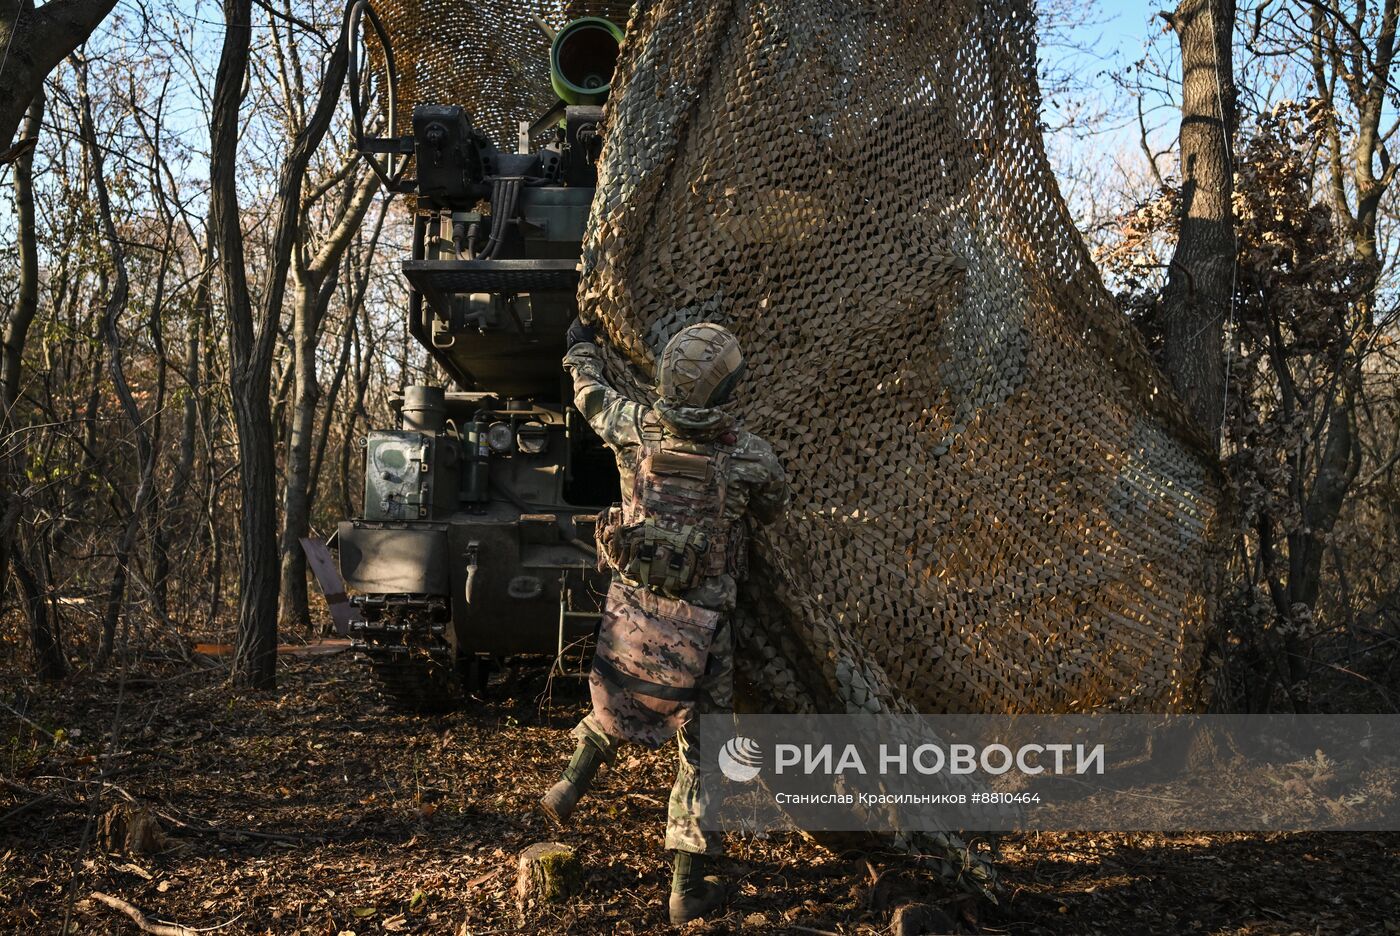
[[1, 655, 1397, 934]]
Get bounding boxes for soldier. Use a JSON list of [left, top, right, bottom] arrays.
[[539, 318, 790, 925]]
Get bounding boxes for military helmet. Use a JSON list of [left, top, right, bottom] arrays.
[[656, 323, 746, 408]]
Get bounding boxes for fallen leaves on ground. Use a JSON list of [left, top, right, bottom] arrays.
[[1, 655, 1396, 934]]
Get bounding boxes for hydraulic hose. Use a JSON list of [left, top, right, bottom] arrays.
[[477, 178, 522, 261]]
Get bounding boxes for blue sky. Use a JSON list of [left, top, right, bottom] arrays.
[[1037, 0, 1184, 216], [1081, 0, 1152, 47], [1041, 0, 1161, 131]]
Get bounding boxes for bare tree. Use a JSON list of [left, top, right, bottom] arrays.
[[210, 0, 280, 688], [1097, 0, 1399, 708], [1, 92, 43, 412], [209, 0, 354, 687], [0, 87, 66, 678], [279, 169, 380, 628], [1, 91, 43, 571], [1246, 0, 1392, 703]]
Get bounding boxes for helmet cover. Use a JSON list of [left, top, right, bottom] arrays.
[[656, 323, 745, 408]]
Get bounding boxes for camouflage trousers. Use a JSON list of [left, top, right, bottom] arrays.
[[573, 617, 734, 856]]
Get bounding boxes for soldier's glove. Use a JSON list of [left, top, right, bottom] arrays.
[[566, 316, 598, 348]]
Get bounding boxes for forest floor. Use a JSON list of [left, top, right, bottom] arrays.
[[2, 648, 1397, 936]]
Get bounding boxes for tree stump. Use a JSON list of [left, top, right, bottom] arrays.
[[890, 901, 957, 936], [514, 841, 582, 916], [98, 804, 168, 855]]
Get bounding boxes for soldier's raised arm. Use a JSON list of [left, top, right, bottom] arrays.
[[562, 319, 645, 451], [748, 444, 791, 526]]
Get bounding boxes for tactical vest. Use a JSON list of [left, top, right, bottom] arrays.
[[594, 424, 746, 597]]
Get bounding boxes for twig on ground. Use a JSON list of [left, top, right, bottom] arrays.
[[91, 891, 198, 936], [0, 777, 83, 825], [0, 699, 53, 736], [153, 805, 320, 845], [465, 865, 504, 889], [31, 776, 141, 800], [1, 776, 49, 798], [0, 792, 58, 826]]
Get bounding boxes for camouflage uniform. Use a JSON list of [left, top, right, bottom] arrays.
[[564, 341, 788, 854]]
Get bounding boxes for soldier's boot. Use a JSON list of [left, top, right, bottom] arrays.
[[539, 740, 604, 826], [667, 851, 728, 925]]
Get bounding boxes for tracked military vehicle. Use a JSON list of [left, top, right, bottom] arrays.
[[328, 10, 625, 710]]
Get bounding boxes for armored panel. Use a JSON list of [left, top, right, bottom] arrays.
[[411, 280, 580, 399], [363, 430, 459, 520], [337, 522, 450, 595], [446, 517, 601, 656], [521, 187, 595, 244]]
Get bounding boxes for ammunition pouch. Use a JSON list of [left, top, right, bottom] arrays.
[[595, 504, 722, 596], [592, 424, 749, 597], [594, 504, 624, 573]]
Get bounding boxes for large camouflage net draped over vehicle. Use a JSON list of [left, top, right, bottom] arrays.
[[364, 0, 1229, 897], [581, 0, 1229, 718], [364, 0, 1228, 714]]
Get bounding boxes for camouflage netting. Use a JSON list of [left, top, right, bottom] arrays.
[[363, 0, 634, 147], [366, 0, 1229, 716]]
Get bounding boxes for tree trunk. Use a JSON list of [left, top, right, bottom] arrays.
[[206, 474, 226, 633], [1289, 383, 1362, 610], [341, 300, 374, 519], [278, 172, 379, 629], [230, 386, 282, 684], [311, 286, 359, 501], [1160, 0, 1236, 452], [211, 0, 278, 689], [0, 0, 118, 151], [278, 281, 320, 628], [11, 544, 66, 681], [1, 90, 43, 412], [139, 228, 172, 630], [514, 842, 583, 914], [154, 305, 203, 618], [0, 91, 42, 609], [212, 2, 354, 686]]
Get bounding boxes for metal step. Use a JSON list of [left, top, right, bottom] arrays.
[[553, 569, 601, 678]]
